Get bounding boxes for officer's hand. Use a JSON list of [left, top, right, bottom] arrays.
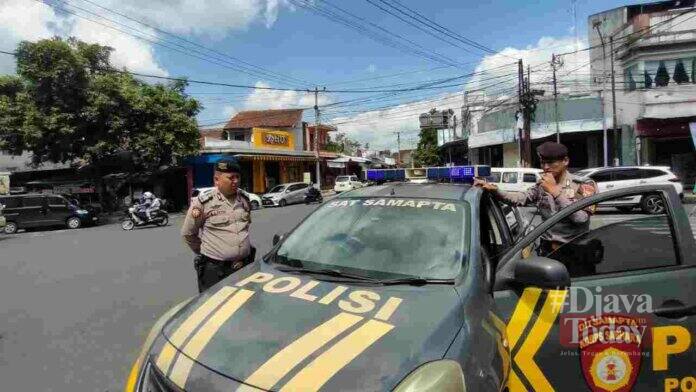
[[473, 178, 497, 192], [539, 173, 561, 197]]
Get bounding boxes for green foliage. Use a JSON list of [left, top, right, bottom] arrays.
[[413, 128, 439, 167], [324, 132, 360, 155], [654, 61, 670, 87], [0, 37, 201, 169], [673, 60, 689, 84]]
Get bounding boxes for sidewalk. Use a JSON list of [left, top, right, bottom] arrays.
[[684, 190, 696, 205]]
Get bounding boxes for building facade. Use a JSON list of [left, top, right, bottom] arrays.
[[589, 1, 696, 186], [194, 109, 338, 194]]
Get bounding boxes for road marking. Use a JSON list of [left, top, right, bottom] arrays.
[[169, 289, 254, 389], [279, 319, 394, 391], [156, 286, 237, 374], [240, 313, 363, 391]]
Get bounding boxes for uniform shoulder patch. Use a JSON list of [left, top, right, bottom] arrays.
[[197, 189, 214, 204]]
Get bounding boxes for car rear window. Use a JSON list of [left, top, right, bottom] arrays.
[[275, 197, 468, 280], [641, 169, 668, 179], [336, 176, 350, 182]]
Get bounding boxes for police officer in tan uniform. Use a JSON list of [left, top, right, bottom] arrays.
[[475, 142, 599, 276], [181, 159, 253, 292]]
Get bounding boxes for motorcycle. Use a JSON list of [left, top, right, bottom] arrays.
[[304, 186, 323, 204], [121, 204, 169, 230]]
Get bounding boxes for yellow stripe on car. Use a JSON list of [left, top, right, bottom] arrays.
[[506, 288, 542, 349], [279, 319, 394, 392], [155, 286, 237, 373], [169, 289, 255, 389], [241, 312, 363, 391]]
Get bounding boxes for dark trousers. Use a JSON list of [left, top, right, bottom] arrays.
[[195, 248, 256, 293], [540, 239, 599, 278]]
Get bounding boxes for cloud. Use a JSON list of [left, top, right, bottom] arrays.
[[327, 36, 592, 149], [243, 81, 331, 110], [222, 104, 237, 118]]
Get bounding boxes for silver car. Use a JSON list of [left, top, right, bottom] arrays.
[[262, 182, 311, 207]]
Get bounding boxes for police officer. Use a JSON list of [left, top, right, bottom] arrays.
[[181, 159, 253, 292], [475, 142, 598, 275]]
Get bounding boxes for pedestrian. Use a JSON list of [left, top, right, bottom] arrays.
[[474, 141, 599, 276], [181, 159, 254, 292]]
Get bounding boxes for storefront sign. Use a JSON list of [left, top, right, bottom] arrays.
[[252, 128, 294, 149]]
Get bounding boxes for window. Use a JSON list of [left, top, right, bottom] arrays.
[[533, 191, 678, 279], [0, 196, 20, 208], [502, 172, 518, 184], [523, 173, 537, 183], [221, 130, 230, 140], [641, 169, 667, 179], [486, 172, 501, 183], [612, 168, 642, 181], [48, 196, 66, 206], [350, 176, 358, 181], [590, 171, 611, 183], [288, 184, 307, 192], [23, 196, 45, 207]]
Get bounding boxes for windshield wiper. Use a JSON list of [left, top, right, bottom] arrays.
[[377, 277, 455, 286], [273, 265, 381, 283]]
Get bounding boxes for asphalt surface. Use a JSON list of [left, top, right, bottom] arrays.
[[0, 202, 321, 392], [1, 200, 695, 392]]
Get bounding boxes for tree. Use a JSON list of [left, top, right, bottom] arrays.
[[644, 70, 653, 89], [673, 60, 689, 84], [0, 76, 29, 155], [325, 132, 360, 155], [655, 61, 670, 87], [0, 37, 201, 169], [413, 127, 439, 167]]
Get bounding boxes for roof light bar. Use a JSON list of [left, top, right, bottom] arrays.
[[366, 165, 491, 183]]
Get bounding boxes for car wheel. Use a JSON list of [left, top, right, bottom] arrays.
[[279, 199, 287, 207], [251, 200, 260, 210], [616, 206, 634, 213], [4, 221, 18, 234], [66, 217, 82, 229], [640, 194, 665, 214]]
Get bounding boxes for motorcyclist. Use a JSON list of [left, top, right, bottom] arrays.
[[142, 191, 161, 221]]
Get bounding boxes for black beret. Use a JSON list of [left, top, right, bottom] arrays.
[[214, 158, 241, 173], [536, 142, 568, 160]]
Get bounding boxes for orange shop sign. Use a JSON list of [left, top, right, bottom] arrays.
[[253, 128, 294, 149]]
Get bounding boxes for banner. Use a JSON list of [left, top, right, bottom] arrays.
[[690, 122, 696, 149]]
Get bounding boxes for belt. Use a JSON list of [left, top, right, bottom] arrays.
[[200, 254, 227, 264]]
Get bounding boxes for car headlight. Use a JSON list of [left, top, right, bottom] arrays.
[[125, 298, 193, 392], [393, 360, 466, 392], [77, 209, 89, 214]]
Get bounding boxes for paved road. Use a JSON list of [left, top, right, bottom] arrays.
[[0, 202, 320, 392]]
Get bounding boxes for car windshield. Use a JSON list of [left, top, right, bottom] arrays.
[[273, 197, 468, 280], [268, 185, 285, 193], [336, 176, 350, 182]]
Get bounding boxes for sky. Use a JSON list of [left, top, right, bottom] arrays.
[[0, 0, 636, 151]]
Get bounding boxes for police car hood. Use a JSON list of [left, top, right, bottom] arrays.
[[156, 265, 464, 391]]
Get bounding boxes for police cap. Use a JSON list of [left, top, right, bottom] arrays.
[[214, 158, 241, 174], [536, 142, 568, 160]]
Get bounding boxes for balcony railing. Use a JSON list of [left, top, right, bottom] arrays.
[[203, 138, 253, 150]]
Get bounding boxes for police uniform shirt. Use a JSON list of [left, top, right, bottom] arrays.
[[181, 188, 251, 262], [494, 171, 597, 243]]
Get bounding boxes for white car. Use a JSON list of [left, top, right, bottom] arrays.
[[333, 175, 364, 193], [575, 166, 684, 214], [191, 187, 262, 210], [485, 168, 543, 193]]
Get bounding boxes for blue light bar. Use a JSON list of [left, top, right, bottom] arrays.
[[366, 165, 490, 183]]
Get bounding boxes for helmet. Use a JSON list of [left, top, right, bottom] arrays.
[[143, 192, 154, 199]]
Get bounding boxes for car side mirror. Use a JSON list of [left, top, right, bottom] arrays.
[[514, 257, 570, 288], [273, 233, 285, 246]]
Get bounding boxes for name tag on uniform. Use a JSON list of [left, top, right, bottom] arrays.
[[564, 188, 575, 198]]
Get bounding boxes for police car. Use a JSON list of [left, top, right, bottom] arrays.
[[127, 166, 696, 392]]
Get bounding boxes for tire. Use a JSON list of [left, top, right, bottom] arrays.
[[156, 215, 169, 227], [616, 206, 634, 213], [640, 194, 665, 215], [66, 217, 82, 230], [4, 221, 18, 234], [121, 219, 135, 231], [251, 200, 260, 210], [279, 199, 287, 207]]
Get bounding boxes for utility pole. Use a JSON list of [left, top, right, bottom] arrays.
[[311, 86, 325, 188], [551, 53, 562, 143], [523, 65, 533, 167], [394, 131, 402, 166], [594, 21, 609, 167], [517, 59, 524, 167], [610, 36, 619, 166]]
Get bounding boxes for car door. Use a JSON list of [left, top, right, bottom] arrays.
[[19, 195, 49, 227], [492, 185, 696, 391], [0, 196, 21, 226], [47, 195, 71, 225]]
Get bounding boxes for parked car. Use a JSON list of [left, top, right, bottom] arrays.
[[485, 167, 543, 193], [262, 182, 311, 207], [0, 193, 99, 234], [333, 175, 365, 193], [191, 188, 262, 210], [575, 166, 684, 214]]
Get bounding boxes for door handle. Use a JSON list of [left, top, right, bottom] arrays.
[[606, 185, 614, 189], [654, 300, 696, 319]]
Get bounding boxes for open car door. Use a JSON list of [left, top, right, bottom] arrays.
[[492, 185, 696, 392]]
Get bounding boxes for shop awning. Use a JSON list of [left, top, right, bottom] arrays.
[[234, 154, 317, 162], [469, 119, 603, 148]]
